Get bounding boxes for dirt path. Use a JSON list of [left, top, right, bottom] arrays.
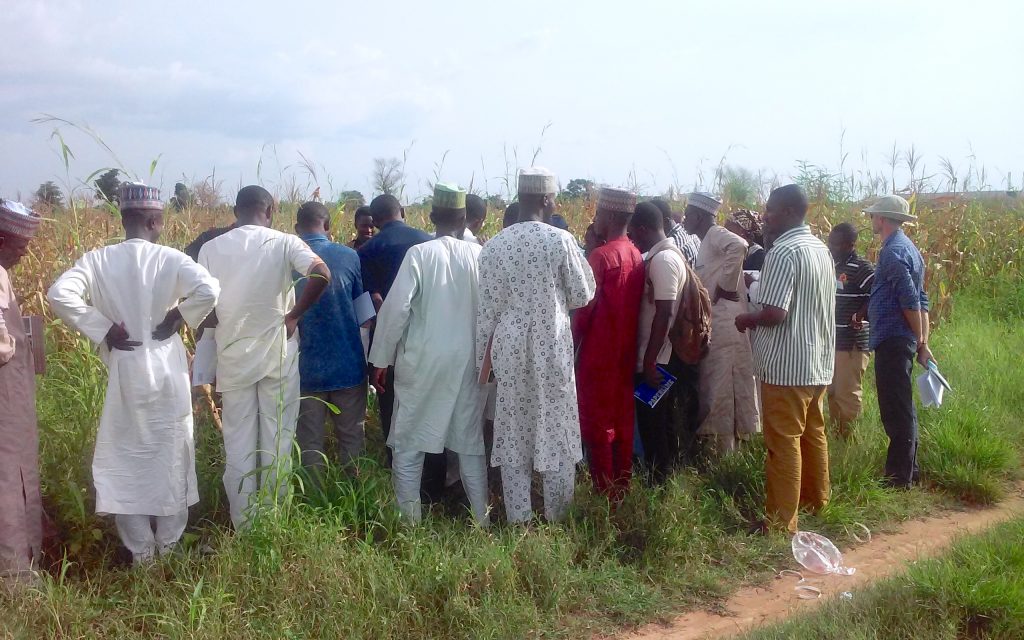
[[626, 484, 1024, 640]]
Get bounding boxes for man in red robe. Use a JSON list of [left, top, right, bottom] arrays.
[[573, 187, 644, 499]]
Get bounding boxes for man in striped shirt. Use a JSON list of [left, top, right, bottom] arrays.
[[826, 223, 874, 437], [651, 198, 701, 267], [735, 184, 836, 533]]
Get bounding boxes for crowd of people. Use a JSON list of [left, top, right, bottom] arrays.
[[0, 169, 934, 583]]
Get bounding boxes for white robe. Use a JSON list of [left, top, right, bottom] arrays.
[[368, 236, 486, 455], [48, 239, 219, 516], [694, 226, 759, 439], [476, 221, 596, 472]]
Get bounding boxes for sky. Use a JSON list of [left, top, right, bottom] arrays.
[[2, 0, 1021, 203]]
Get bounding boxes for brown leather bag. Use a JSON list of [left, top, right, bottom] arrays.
[[647, 243, 712, 365]]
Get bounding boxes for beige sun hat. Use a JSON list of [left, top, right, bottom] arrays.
[[863, 195, 916, 222]]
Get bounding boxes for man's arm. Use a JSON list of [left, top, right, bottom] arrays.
[[47, 256, 139, 350], [715, 233, 748, 303], [642, 300, 674, 387], [367, 253, 420, 392], [572, 252, 606, 348], [285, 261, 330, 338], [735, 248, 792, 332]]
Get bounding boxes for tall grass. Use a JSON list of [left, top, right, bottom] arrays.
[[5, 156, 1024, 636]]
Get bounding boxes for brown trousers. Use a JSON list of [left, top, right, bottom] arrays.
[[827, 350, 870, 434], [762, 383, 830, 533]]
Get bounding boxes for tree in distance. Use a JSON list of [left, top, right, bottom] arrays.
[[94, 169, 121, 204], [34, 180, 64, 208]]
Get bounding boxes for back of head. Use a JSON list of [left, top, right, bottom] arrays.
[[296, 201, 331, 231], [502, 202, 520, 229], [831, 221, 858, 244], [650, 197, 673, 222], [768, 184, 809, 219], [632, 201, 663, 232], [465, 194, 487, 223], [235, 185, 274, 217], [369, 194, 402, 226]]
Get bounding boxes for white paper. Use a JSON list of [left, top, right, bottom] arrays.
[[355, 291, 376, 326], [917, 364, 951, 408], [192, 330, 217, 387]]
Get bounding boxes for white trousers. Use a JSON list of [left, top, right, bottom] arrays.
[[221, 369, 300, 529], [115, 510, 188, 564], [500, 460, 575, 524], [392, 448, 489, 526]]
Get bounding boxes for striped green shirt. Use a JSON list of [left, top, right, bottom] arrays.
[[752, 225, 836, 386]]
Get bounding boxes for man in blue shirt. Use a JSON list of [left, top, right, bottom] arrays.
[[294, 202, 368, 477], [861, 195, 934, 489]]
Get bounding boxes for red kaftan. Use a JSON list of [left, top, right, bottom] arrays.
[[572, 237, 644, 497]]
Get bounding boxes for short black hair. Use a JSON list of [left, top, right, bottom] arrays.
[[831, 221, 858, 244], [631, 202, 663, 230], [353, 205, 372, 222], [431, 206, 466, 227], [502, 202, 520, 228], [235, 185, 274, 214], [650, 197, 674, 222], [369, 194, 402, 221], [769, 184, 809, 219], [466, 194, 487, 223], [297, 201, 330, 228]]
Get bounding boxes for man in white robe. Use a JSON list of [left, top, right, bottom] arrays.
[[48, 183, 219, 563], [198, 186, 330, 529], [684, 193, 759, 454], [477, 168, 596, 523], [369, 183, 488, 525]]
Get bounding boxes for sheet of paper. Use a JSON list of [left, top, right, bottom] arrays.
[[354, 291, 377, 326], [192, 331, 217, 387]]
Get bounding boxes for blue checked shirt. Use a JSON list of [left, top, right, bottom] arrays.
[[296, 234, 367, 391], [868, 228, 929, 350]]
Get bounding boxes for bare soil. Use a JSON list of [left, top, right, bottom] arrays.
[[625, 484, 1024, 640]]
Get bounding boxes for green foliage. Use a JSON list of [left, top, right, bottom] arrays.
[[5, 286, 1023, 638], [34, 180, 64, 208], [560, 178, 594, 200], [93, 168, 121, 204], [338, 190, 366, 212]]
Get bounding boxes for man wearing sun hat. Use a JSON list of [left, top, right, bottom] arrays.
[[863, 194, 933, 489], [48, 183, 220, 563], [370, 183, 489, 525], [572, 187, 644, 499], [477, 167, 596, 523], [684, 192, 759, 455], [0, 200, 44, 588]]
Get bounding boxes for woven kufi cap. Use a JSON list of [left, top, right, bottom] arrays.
[[433, 182, 467, 209], [119, 182, 163, 212], [687, 192, 722, 216], [596, 187, 637, 214], [863, 195, 916, 222], [0, 200, 42, 239], [518, 167, 558, 195]]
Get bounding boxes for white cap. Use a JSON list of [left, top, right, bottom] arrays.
[[687, 192, 722, 216], [518, 167, 558, 195], [596, 187, 637, 214]]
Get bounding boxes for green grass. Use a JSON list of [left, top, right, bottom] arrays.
[[741, 514, 1024, 640], [4, 279, 1023, 638]]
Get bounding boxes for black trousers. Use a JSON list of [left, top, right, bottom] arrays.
[[378, 366, 446, 501], [635, 356, 684, 483], [875, 336, 919, 487]]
